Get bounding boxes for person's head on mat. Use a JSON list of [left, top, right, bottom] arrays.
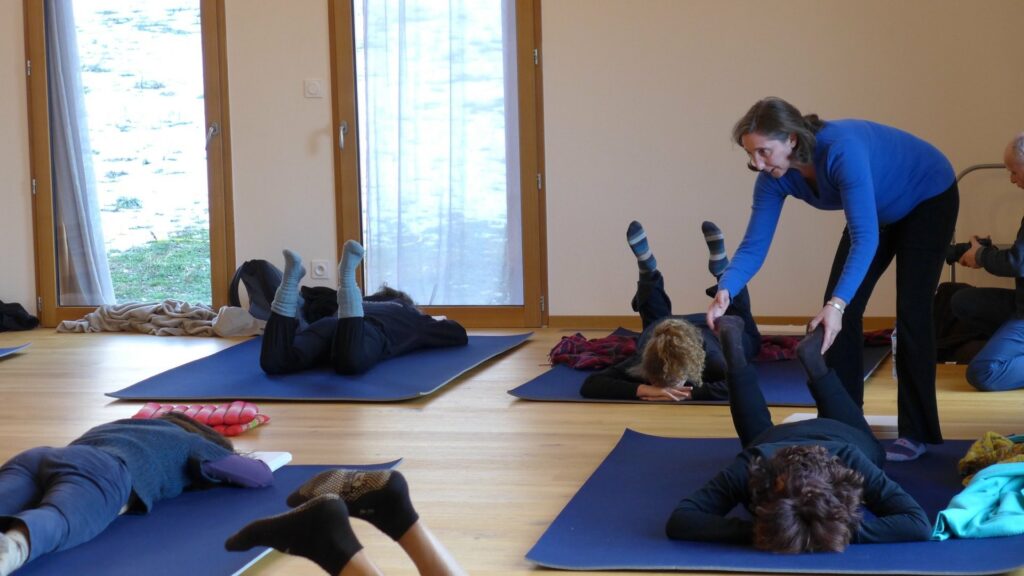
[[363, 284, 415, 307], [631, 318, 705, 389], [747, 444, 864, 553], [1006, 132, 1024, 190], [157, 411, 235, 450]]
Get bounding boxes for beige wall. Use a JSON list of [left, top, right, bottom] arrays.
[[2, 1, 1022, 319], [224, 0, 338, 288], [1, 1, 34, 308], [543, 0, 1024, 317]]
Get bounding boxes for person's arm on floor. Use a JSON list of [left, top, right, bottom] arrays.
[[844, 449, 931, 543], [580, 358, 646, 400], [666, 458, 753, 543], [202, 454, 274, 488]]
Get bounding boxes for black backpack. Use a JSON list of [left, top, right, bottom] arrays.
[[228, 260, 283, 321], [0, 300, 39, 332], [933, 281, 988, 364]]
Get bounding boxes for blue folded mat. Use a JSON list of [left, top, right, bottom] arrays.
[[0, 343, 30, 359], [509, 330, 889, 406], [18, 461, 399, 576], [108, 333, 530, 401], [527, 430, 1023, 574]]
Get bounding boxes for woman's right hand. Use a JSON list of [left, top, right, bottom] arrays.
[[706, 289, 731, 330], [637, 384, 692, 402]]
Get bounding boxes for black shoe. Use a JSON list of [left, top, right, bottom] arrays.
[[945, 238, 991, 265]]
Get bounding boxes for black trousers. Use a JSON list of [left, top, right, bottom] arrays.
[[824, 183, 959, 443], [260, 313, 389, 376]]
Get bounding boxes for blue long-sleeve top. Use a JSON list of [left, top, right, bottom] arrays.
[[718, 120, 954, 303], [70, 418, 238, 512], [976, 216, 1024, 317]]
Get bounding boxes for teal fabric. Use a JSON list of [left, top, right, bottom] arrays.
[[932, 462, 1024, 540]]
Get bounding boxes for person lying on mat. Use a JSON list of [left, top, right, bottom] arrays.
[[949, 132, 1024, 392], [580, 220, 761, 402], [226, 469, 465, 576], [665, 319, 931, 552], [0, 413, 273, 575], [260, 240, 468, 376]]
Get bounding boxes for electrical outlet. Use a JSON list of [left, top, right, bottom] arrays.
[[303, 78, 325, 99], [310, 260, 330, 280]]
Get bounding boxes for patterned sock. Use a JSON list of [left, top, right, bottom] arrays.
[[337, 240, 365, 319], [702, 221, 729, 278], [0, 528, 29, 576], [715, 316, 748, 372], [796, 326, 829, 381], [270, 249, 306, 318], [225, 494, 361, 576], [287, 469, 419, 541], [626, 221, 657, 273]]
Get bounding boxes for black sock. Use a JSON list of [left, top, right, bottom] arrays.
[[225, 494, 361, 575], [715, 316, 748, 372], [797, 326, 830, 381], [287, 469, 419, 541]]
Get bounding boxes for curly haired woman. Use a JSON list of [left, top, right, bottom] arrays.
[[666, 320, 931, 551], [580, 220, 761, 402]]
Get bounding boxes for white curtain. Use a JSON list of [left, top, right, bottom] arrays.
[[46, 0, 115, 305], [356, 0, 523, 306]]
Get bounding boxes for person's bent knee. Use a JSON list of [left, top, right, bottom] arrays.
[[334, 354, 374, 375], [260, 356, 292, 375], [966, 359, 1017, 392]]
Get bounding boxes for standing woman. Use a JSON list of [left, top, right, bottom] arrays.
[[707, 97, 958, 461]]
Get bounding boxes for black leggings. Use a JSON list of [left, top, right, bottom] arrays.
[[824, 183, 958, 443], [728, 361, 876, 453], [260, 313, 389, 376]]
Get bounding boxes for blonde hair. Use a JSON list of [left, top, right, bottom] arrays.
[[635, 319, 706, 387]]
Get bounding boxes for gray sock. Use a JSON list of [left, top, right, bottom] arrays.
[[337, 241, 365, 319], [0, 528, 29, 576], [270, 249, 306, 318]]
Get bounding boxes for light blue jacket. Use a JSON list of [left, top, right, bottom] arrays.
[[932, 462, 1024, 540]]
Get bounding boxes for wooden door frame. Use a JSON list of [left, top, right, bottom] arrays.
[[328, 0, 548, 328], [23, 0, 234, 326]]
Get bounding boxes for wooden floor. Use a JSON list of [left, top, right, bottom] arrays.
[[1, 327, 1023, 575]]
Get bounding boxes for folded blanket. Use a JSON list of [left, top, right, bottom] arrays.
[[56, 301, 264, 337]]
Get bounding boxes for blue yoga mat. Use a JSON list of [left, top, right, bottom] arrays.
[[527, 430, 1023, 574], [508, 333, 889, 406], [108, 334, 530, 401], [0, 343, 30, 359], [18, 460, 400, 576]]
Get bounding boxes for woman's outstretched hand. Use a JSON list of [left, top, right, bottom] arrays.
[[807, 298, 845, 353], [706, 289, 731, 330]]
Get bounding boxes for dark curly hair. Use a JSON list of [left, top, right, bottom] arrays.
[[748, 444, 863, 553], [364, 284, 416, 307], [158, 411, 234, 452]]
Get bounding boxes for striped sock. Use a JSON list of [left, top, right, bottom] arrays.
[[337, 240, 365, 319], [270, 249, 306, 318], [626, 221, 657, 273], [702, 221, 728, 278]]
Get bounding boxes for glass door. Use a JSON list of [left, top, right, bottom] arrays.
[[330, 0, 546, 326], [25, 0, 234, 325]]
